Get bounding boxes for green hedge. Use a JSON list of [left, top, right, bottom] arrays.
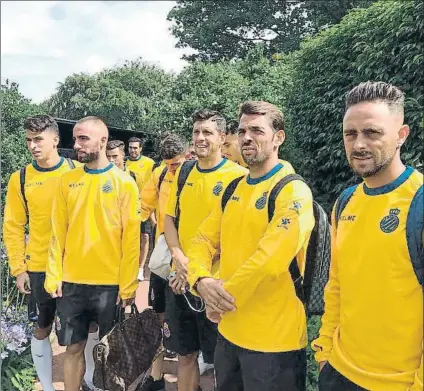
[[286, 0, 424, 211]]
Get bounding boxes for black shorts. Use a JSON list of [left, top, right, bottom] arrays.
[[28, 272, 56, 329], [319, 363, 369, 391], [56, 282, 119, 346], [215, 334, 306, 391], [148, 272, 167, 314], [141, 220, 153, 234], [163, 286, 217, 363]]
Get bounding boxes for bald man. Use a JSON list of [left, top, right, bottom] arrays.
[[45, 116, 141, 391]]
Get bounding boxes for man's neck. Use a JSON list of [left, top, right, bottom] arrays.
[[197, 154, 223, 170], [363, 159, 406, 188], [36, 153, 62, 169], [86, 155, 111, 170], [129, 154, 141, 161], [249, 155, 279, 179]]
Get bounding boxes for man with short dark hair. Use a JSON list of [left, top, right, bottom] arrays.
[[127, 136, 156, 281], [222, 119, 248, 168], [187, 101, 314, 391], [138, 133, 188, 391], [312, 81, 423, 391], [45, 116, 141, 391], [3, 115, 82, 391], [164, 109, 247, 391]]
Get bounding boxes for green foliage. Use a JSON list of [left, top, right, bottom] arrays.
[[306, 316, 322, 391], [1, 351, 36, 391], [168, 0, 377, 62], [286, 0, 424, 211], [1, 81, 41, 206]]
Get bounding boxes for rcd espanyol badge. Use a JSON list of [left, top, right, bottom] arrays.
[[380, 208, 400, 233]]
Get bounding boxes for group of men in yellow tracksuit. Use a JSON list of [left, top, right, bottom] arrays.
[[3, 81, 423, 391]]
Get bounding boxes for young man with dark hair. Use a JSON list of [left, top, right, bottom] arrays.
[[45, 117, 141, 391], [312, 81, 423, 391], [187, 101, 314, 391], [126, 136, 156, 282], [164, 109, 248, 391], [138, 133, 188, 391], [3, 115, 84, 391], [222, 119, 248, 168]]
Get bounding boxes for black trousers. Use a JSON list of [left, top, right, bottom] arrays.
[[319, 363, 369, 391], [214, 333, 306, 391]]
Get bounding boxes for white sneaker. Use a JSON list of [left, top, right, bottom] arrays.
[[137, 268, 144, 282], [198, 352, 214, 375]]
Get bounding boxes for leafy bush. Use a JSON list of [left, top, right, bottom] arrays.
[[286, 0, 424, 211]]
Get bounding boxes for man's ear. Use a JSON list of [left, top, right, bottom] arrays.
[[53, 135, 60, 148], [397, 124, 409, 148], [274, 129, 286, 146]]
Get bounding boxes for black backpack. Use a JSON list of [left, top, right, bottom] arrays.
[[20, 157, 76, 214], [221, 173, 331, 316]]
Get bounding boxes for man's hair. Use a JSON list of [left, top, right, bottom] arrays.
[[24, 115, 59, 135], [106, 140, 125, 152], [238, 101, 284, 132], [225, 120, 239, 135], [76, 115, 108, 126], [346, 81, 405, 113], [160, 133, 188, 160], [128, 136, 143, 147], [192, 109, 226, 132]]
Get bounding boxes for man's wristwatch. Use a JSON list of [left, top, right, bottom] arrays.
[[193, 277, 206, 294]]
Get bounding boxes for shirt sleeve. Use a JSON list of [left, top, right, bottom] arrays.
[[187, 205, 223, 289], [166, 166, 180, 218], [223, 181, 314, 309], [3, 172, 28, 277], [45, 177, 68, 294], [311, 207, 340, 363], [411, 346, 423, 391], [140, 169, 159, 222], [118, 179, 142, 299]]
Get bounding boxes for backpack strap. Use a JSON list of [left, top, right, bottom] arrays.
[[152, 161, 161, 171], [65, 158, 75, 169], [335, 184, 358, 226], [221, 176, 244, 212], [158, 166, 168, 191], [174, 160, 197, 228], [129, 171, 137, 181], [406, 185, 424, 287], [20, 167, 28, 213], [266, 173, 308, 304]]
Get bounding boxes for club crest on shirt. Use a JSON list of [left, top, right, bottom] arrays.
[[255, 192, 269, 210], [380, 208, 400, 233], [213, 181, 224, 196], [102, 180, 113, 194]]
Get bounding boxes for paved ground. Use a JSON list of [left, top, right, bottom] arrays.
[[35, 275, 214, 391]]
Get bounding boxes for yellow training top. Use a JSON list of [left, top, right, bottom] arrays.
[[44, 163, 141, 299], [166, 158, 247, 258], [312, 167, 423, 391], [140, 165, 173, 242], [126, 155, 155, 190], [3, 158, 80, 276], [188, 162, 314, 352]]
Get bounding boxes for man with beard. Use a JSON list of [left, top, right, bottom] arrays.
[[45, 116, 141, 391], [222, 119, 248, 168], [3, 115, 83, 391], [126, 136, 155, 282], [312, 81, 423, 391], [187, 101, 315, 391], [164, 110, 247, 391]]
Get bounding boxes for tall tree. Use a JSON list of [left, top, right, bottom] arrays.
[[167, 0, 377, 62]]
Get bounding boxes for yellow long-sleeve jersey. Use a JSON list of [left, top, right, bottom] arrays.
[[166, 159, 248, 257], [44, 163, 141, 299], [126, 155, 155, 190], [187, 162, 314, 352], [140, 165, 173, 242], [312, 167, 423, 391], [3, 158, 80, 276]]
